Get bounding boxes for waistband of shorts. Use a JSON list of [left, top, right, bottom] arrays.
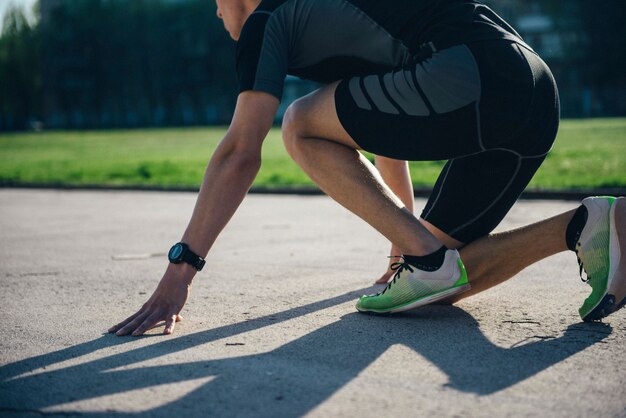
[[408, 35, 535, 60]]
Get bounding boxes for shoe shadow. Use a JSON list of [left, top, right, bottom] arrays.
[[0, 291, 612, 417]]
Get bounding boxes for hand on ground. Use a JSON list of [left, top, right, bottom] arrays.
[[108, 269, 192, 336]]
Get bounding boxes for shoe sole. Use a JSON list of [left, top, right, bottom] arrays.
[[584, 197, 626, 321], [356, 283, 471, 314]]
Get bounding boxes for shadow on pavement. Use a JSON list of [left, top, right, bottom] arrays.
[[0, 288, 612, 417]]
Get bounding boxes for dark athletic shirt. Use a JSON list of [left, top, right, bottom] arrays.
[[236, 0, 524, 100]]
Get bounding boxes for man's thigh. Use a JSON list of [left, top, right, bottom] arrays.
[[334, 44, 485, 161], [284, 81, 362, 150], [292, 44, 489, 161]]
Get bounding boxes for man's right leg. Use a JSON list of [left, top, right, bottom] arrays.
[[429, 197, 626, 322], [430, 208, 575, 301], [410, 140, 626, 320], [414, 145, 559, 298]]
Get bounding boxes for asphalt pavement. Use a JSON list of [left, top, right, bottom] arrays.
[[0, 189, 624, 417]]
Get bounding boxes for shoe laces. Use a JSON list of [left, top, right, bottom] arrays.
[[575, 242, 588, 283], [380, 256, 414, 295]]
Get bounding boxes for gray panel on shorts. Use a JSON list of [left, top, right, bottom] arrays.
[[348, 78, 372, 110], [384, 71, 430, 116], [346, 45, 479, 116], [415, 45, 481, 114], [363, 75, 400, 114]]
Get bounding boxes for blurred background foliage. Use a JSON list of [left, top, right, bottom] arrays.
[[0, 0, 625, 131], [1, 0, 238, 130]]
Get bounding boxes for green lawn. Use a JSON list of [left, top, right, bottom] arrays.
[[1, 118, 625, 190]]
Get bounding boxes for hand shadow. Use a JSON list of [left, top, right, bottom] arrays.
[[0, 291, 611, 417]]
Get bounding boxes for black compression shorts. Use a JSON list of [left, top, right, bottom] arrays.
[[335, 39, 560, 243]]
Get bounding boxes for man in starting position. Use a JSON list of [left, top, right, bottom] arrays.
[[110, 0, 625, 336]]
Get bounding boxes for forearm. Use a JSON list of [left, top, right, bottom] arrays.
[[164, 92, 278, 284], [181, 144, 261, 259]]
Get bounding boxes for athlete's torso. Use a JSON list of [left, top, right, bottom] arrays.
[[236, 0, 524, 99]]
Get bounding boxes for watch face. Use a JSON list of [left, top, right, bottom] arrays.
[[169, 243, 183, 260]]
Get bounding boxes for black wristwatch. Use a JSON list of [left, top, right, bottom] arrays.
[[168, 242, 205, 271]]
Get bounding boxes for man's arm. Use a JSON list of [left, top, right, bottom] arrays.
[[109, 91, 279, 336], [181, 91, 279, 256]]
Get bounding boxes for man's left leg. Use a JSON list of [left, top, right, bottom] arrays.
[[283, 82, 474, 311], [282, 82, 442, 259]]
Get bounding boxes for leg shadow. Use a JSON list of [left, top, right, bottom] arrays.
[[0, 300, 611, 417]]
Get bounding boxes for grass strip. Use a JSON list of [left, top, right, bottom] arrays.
[[1, 118, 624, 190]]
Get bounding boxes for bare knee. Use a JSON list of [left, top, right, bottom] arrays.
[[282, 84, 357, 160], [282, 98, 310, 160]]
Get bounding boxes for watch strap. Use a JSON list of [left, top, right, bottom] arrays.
[[182, 248, 205, 271]]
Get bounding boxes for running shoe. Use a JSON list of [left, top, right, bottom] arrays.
[[356, 249, 470, 314], [576, 196, 626, 321]]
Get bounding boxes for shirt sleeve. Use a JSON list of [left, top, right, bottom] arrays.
[[236, 12, 289, 100]]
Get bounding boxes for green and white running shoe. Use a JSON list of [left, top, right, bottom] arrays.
[[356, 249, 470, 314], [577, 196, 626, 321]]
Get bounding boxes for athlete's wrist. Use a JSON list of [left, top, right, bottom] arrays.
[[165, 262, 197, 286]]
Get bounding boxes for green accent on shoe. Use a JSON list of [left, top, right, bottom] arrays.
[[355, 252, 471, 314], [453, 258, 469, 287], [578, 196, 616, 321]]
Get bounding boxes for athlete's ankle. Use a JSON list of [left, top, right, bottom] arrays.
[[403, 246, 448, 271]]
